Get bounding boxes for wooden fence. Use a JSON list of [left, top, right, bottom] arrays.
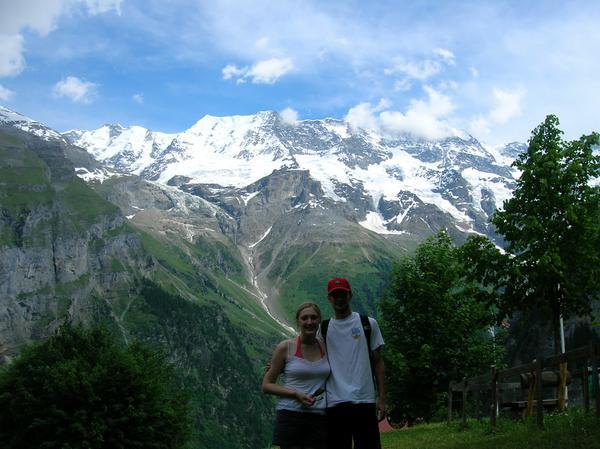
[[448, 341, 600, 427]]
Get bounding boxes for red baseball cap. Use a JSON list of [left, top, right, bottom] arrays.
[[327, 277, 352, 294]]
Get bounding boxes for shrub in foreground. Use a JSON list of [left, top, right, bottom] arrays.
[[0, 323, 191, 449]]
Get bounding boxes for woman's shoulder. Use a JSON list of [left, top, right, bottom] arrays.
[[274, 338, 294, 355]]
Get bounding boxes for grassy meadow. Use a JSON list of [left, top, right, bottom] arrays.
[[380, 410, 600, 449]]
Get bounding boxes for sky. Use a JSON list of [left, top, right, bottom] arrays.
[[0, 0, 599, 145]]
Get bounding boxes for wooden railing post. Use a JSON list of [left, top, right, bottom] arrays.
[[448, 383, 453, 424], [462, 377, 468, 427], [490, 367, 497, 427], [592, 341, 600, 416], [558, 361, 568, 411], [582, 361, 590, 414], [535, 354, 544, 428]]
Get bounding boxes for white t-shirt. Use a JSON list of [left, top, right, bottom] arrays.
[[323, 312, 384, 406]]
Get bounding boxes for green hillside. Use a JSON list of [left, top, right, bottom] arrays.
[[0, 129, 281, 449], [265, 232, 412, 321]]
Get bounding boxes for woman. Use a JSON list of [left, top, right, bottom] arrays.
[[262, 302, 330, 449]]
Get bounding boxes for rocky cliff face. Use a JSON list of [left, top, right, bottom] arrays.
[[0, 125, 146, 363], [0, 123, 279, 449]]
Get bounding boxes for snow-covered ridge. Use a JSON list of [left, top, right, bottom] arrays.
[[60, 110, 518, 234], [64, 123, 176, 175], [0, 106, 66, 142], [1, 106, 521, 237]]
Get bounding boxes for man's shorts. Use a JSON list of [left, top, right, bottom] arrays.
[[272, 409, 328, 448], [327, 402, 381, 449]]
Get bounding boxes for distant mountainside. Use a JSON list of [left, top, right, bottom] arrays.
[[0, 109, 285, 449], [64, 111, 521, 237], [60, 109, 526, 319], [0, 105, 527, 448]]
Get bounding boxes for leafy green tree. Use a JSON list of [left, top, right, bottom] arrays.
[[462, 115, 600, 353], [0, 323, 191, 449], [380, 231, 502, 423]]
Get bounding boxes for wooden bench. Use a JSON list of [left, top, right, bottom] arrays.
[[501, 370, 571, 417]]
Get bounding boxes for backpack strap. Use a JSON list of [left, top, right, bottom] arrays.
[[359, 314, 376, 389], [360, 314, 372, 353], [321, 318, 330, 343]]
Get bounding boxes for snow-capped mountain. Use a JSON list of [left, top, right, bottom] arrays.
[[63, 110, 519, 238], [0, 106, 110, 179], [63, 124, 175, 175], [0, 105, 67, 143]]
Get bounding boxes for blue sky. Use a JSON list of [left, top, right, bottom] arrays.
[[1, 0, 599, 145]]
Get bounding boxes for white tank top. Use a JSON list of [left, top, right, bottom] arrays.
[[276, 339, 330, 414]]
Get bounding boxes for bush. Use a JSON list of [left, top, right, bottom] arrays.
[[0, 323, 191, 449]]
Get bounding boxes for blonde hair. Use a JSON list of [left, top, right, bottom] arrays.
[[295, 302, 322, 324]]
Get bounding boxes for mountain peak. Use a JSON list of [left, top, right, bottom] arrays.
[[0, 106, 66, 143], [58, 109, 518, 238], [0, 106, 35, 124]]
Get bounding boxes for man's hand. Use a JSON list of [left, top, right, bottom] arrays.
[[376, 398, 386, 422]]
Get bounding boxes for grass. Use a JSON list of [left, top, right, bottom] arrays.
[[60, 178, 120, 225], [138, 230, 196, 276], [380, 410, 600, 449], [0, 144, 54, 221], [272, 240, 399, 321]]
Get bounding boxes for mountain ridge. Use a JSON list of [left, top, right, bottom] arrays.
[[0, 119, 282, 449], [56, 108, 520, 239]]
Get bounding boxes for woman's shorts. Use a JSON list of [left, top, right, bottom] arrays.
[[272, 409, 328, 448]]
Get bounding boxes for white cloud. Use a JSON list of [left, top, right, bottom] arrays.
[[489, 87, 526, 124], [470, 67, 479, 78], [345, 102, 378, 131], [469, 116, 490, 137], [385, 58, 442, 81], [467, 87, 526, 141], [385, 48, 457, 84], [255, 36, 270, 49], [222, 57, 293, 84], [52, 76, 98, 103], [0, 34, 25, 77], [393, 78, 412, 92], [0, 84, 15, 101], [346, 87, 459, 140], [247, 57, 293, 84], [412, 85, 455, 117], [380, 109, 456, 140], [0, 0, 63, 36], [344, 99, 390, 131], [83, 0, 122, 15], [0, 0, 121, 77], [132, 93, 144, 104], [222, 63, 247, 80], [434, 48, 455, 65], [438, 80, 459, 91], [280, 107, 298, 124]]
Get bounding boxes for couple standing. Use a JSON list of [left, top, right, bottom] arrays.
[[262, 277, 385, 449]]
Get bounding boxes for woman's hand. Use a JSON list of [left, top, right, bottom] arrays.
[[294, 391, 316, 407]]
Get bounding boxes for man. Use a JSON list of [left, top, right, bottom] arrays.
[[322, 277, 385, 449]]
